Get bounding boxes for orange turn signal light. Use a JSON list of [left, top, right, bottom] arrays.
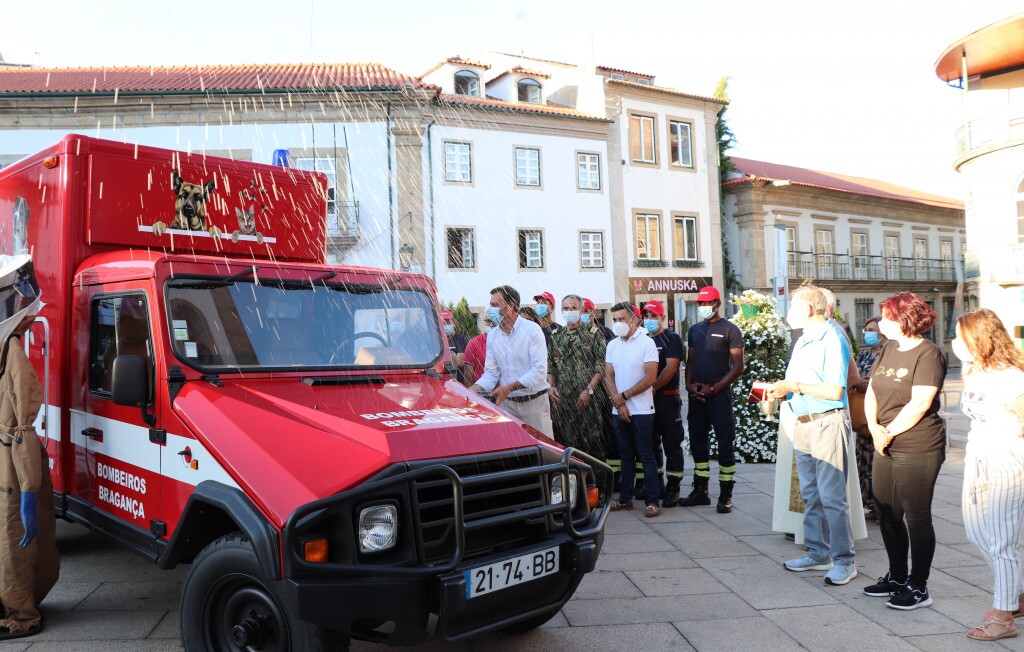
[[42, 156, 60, 169], [303, 538, 329, 563], [587, 486, 600, 509]]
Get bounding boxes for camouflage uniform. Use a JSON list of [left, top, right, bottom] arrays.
[[549, 325, 611, 461]]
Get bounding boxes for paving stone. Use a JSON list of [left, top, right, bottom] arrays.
[[39, 581, 98, 611], [694, 509, 774, 536], [625, 567, 729, 597], [562, 593, 757, 626], [762, 604, 919, 651], [650, 522, 761, 559], [940, 564, 997, 592], [603, 512, 655, 534], [833, 590, 967, 636], [673, 615, 803, 652], [539, 610, 568, 628], [595, 550, 699, 572], [76, 581, 182, 611], [476, 623, 693, 651], [904, 633, 994, 652], [25, 642, 185, 652], [929, 595, 1003, 629], [26, 610, 165, 641], [932, 543, 995, 570], [698, 554, 839, 609], [574, 570, 643, 600], [601, 532, 678, 554], [148, 611, 180, 639]]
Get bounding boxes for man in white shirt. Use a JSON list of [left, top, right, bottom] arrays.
[[604, 302, 661, 517], [470, 285, 554, 437]]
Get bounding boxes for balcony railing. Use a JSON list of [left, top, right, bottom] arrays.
[[327, 201, 360, 236], [786, 251, 956, 283], [954, 110, 1024, 160]]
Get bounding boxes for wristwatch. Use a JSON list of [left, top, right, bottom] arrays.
[[588, 388, 594, 395]]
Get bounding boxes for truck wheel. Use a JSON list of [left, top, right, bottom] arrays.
[[181, 533, 349, 652], [498, 608, 561, 633]]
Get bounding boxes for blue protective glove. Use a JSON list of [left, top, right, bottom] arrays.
[[19, 491, 38, 547]]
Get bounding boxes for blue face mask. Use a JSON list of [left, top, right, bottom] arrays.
[[698, 305, 715, 321], [444, 324, 454, 336], [483, 326, 493, 336], [535, 304, 549, 318], [581, 313, 591, 325], [864, 331, 879, 346], [486, 306, 503, 325], [644, 319, 659, 334]]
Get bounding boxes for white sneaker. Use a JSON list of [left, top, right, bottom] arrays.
[[824, 563, 858, 585], [784, 554, 834, 572]]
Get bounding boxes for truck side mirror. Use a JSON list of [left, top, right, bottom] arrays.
[[111, 355, 156, 426]]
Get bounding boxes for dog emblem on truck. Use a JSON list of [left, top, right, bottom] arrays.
[[152, 170, 220, 238]]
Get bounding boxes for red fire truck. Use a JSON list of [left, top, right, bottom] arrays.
[[0, 135, 609, 650]]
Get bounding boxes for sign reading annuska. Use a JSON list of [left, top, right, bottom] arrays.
[[629, 276, 713, 294]]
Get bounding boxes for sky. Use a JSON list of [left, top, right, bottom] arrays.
[[2, 0, 1020, 198]]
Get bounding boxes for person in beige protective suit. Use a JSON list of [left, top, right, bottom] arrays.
[[0, 255, 58, 639]]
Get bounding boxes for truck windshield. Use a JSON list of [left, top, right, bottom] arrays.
[[165, 277, 443, 370]]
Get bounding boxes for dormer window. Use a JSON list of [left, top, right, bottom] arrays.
[[517, 78, 542, 104], [454, 70, 480, 97]]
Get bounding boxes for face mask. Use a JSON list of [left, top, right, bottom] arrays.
[[878, 317, 902, 340], [444, 324, 454, 336], [863, 331, 879, 347], [483, 326, 493, 336], [612, 322, 630, 338], [563, 310, 581, 325], [486, 306, 503, 325], [581, 313, 592, 325], [951, 337, 974, 363], [644, 319, 659, 334], [535, 304, 549, 318], [786, 305, 808, 330], [698, 306, 715, 321]]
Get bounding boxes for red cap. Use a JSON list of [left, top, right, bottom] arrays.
[[642, 300, 665, 316], [533, 292, 555, 305], [631, 304, 642, 319], [696, 286, 721, 302], [582, 298, 595, 310], [439, 310, 453, 320]]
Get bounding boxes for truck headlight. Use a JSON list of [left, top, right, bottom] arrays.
[[550, 473, 578, 509], [358, 504, 398, 553]]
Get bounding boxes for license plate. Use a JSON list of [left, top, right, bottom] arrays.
[[464, 546, 559, 599]]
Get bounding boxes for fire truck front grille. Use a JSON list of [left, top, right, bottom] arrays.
[[410, 449, 549, 564]]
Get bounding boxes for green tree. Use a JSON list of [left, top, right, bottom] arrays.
[[446, 297, 479, 338]]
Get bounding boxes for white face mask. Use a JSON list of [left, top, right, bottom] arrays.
[[612, 322, 630, 339], [787, 304, 809, 331], [951, 337, 974, 363], [563, 310, 581, 325], [878, 317, 903, 340]]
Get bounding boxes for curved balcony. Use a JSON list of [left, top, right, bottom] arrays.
[[786, 252, 957, 284], [954, 110, 1024, 164]]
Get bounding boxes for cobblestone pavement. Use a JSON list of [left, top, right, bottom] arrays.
[[17, 371, 1020, 651]]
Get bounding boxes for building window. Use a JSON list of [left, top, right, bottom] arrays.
[[854, 298, 874, 337], [454, 70, 480, 96], [517, 78, 542, 103], [940, 240, 954, 281], [885, 234, 900, 280], [815, 229, 834, 279], [852, 232, 869, 280], [446, 227, 475, 269], [515, 147, 541, 187], [635, 78, 652, 85], [635, 213, 661, 260], [444, 142, 472, 183], [673, 216, 698, 261], [914, 237, 928, 279], [518, 230, 544, 269], [580, 232, 604, 268], [610, 73, 624, 80], [785, 226, 798, 272], [943, 296, 956, 340], [668, 120, 693, 168], [295, 157, 338, 220], [577, 152, 601, 190], [629, 114, 656, 164]]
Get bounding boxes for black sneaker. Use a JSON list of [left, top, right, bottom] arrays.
[[886, 583, 932, 610], [863, 572, 907, 597]]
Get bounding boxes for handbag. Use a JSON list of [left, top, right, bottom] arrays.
[[848, 386, 869, 435]]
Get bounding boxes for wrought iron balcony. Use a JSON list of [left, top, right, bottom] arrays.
[[327, 200, 360, 236], [786, 251, 956, 283]]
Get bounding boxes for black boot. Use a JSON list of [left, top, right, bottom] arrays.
[[678, 476, 711, 507], [717, 480, 735, 514], [662, 476, 682, 508], [634, 478, 647, 501]]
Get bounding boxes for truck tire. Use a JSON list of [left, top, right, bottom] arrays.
[[180, 533, 349, 652], [498, 608, 561, 633]]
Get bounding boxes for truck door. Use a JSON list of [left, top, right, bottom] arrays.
[[70, 290, 162, 537]]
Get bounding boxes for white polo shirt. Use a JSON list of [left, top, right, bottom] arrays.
[[605, 328, 658, 416]]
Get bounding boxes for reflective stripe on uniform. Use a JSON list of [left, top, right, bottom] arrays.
[[694, 461, 711, 478]]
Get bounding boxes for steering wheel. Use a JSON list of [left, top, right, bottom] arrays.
[[328, 331, 388, 364]]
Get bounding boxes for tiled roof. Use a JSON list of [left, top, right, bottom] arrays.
[[725, 157, 964, 210], [597, 65, 654, 79], [437, 93, 608, 121], [0, 63, 427, 94], [420, 56, 491, 78], [606, 78, 725, 104]]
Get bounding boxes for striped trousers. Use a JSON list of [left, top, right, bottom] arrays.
[[962, 447, 1024, 612]]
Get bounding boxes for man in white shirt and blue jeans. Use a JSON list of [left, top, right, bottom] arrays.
[[604, 302, 661, 517], [470, 285, 554, 437]]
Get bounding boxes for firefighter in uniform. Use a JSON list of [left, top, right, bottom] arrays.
[[641, 301, 687, 507], [680, 286, 744, 513], [582, 298, 620, 488], [0, 255, 59, 639]]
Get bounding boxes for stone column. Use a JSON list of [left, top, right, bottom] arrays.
[[391, 114, 426, 274]]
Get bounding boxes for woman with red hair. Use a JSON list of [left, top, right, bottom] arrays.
[[862, 292, 946, 610], [955, 309, 1024, 641]]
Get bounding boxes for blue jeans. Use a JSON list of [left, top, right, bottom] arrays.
[[793, 410, 855, 566], [614, 413, 660, 504]]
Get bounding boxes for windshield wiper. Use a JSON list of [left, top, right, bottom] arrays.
[[225, 266, 259, 283]]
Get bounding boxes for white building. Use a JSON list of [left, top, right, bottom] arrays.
[[935, 13, 1024, 350], [723, 158, 965, 354]]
